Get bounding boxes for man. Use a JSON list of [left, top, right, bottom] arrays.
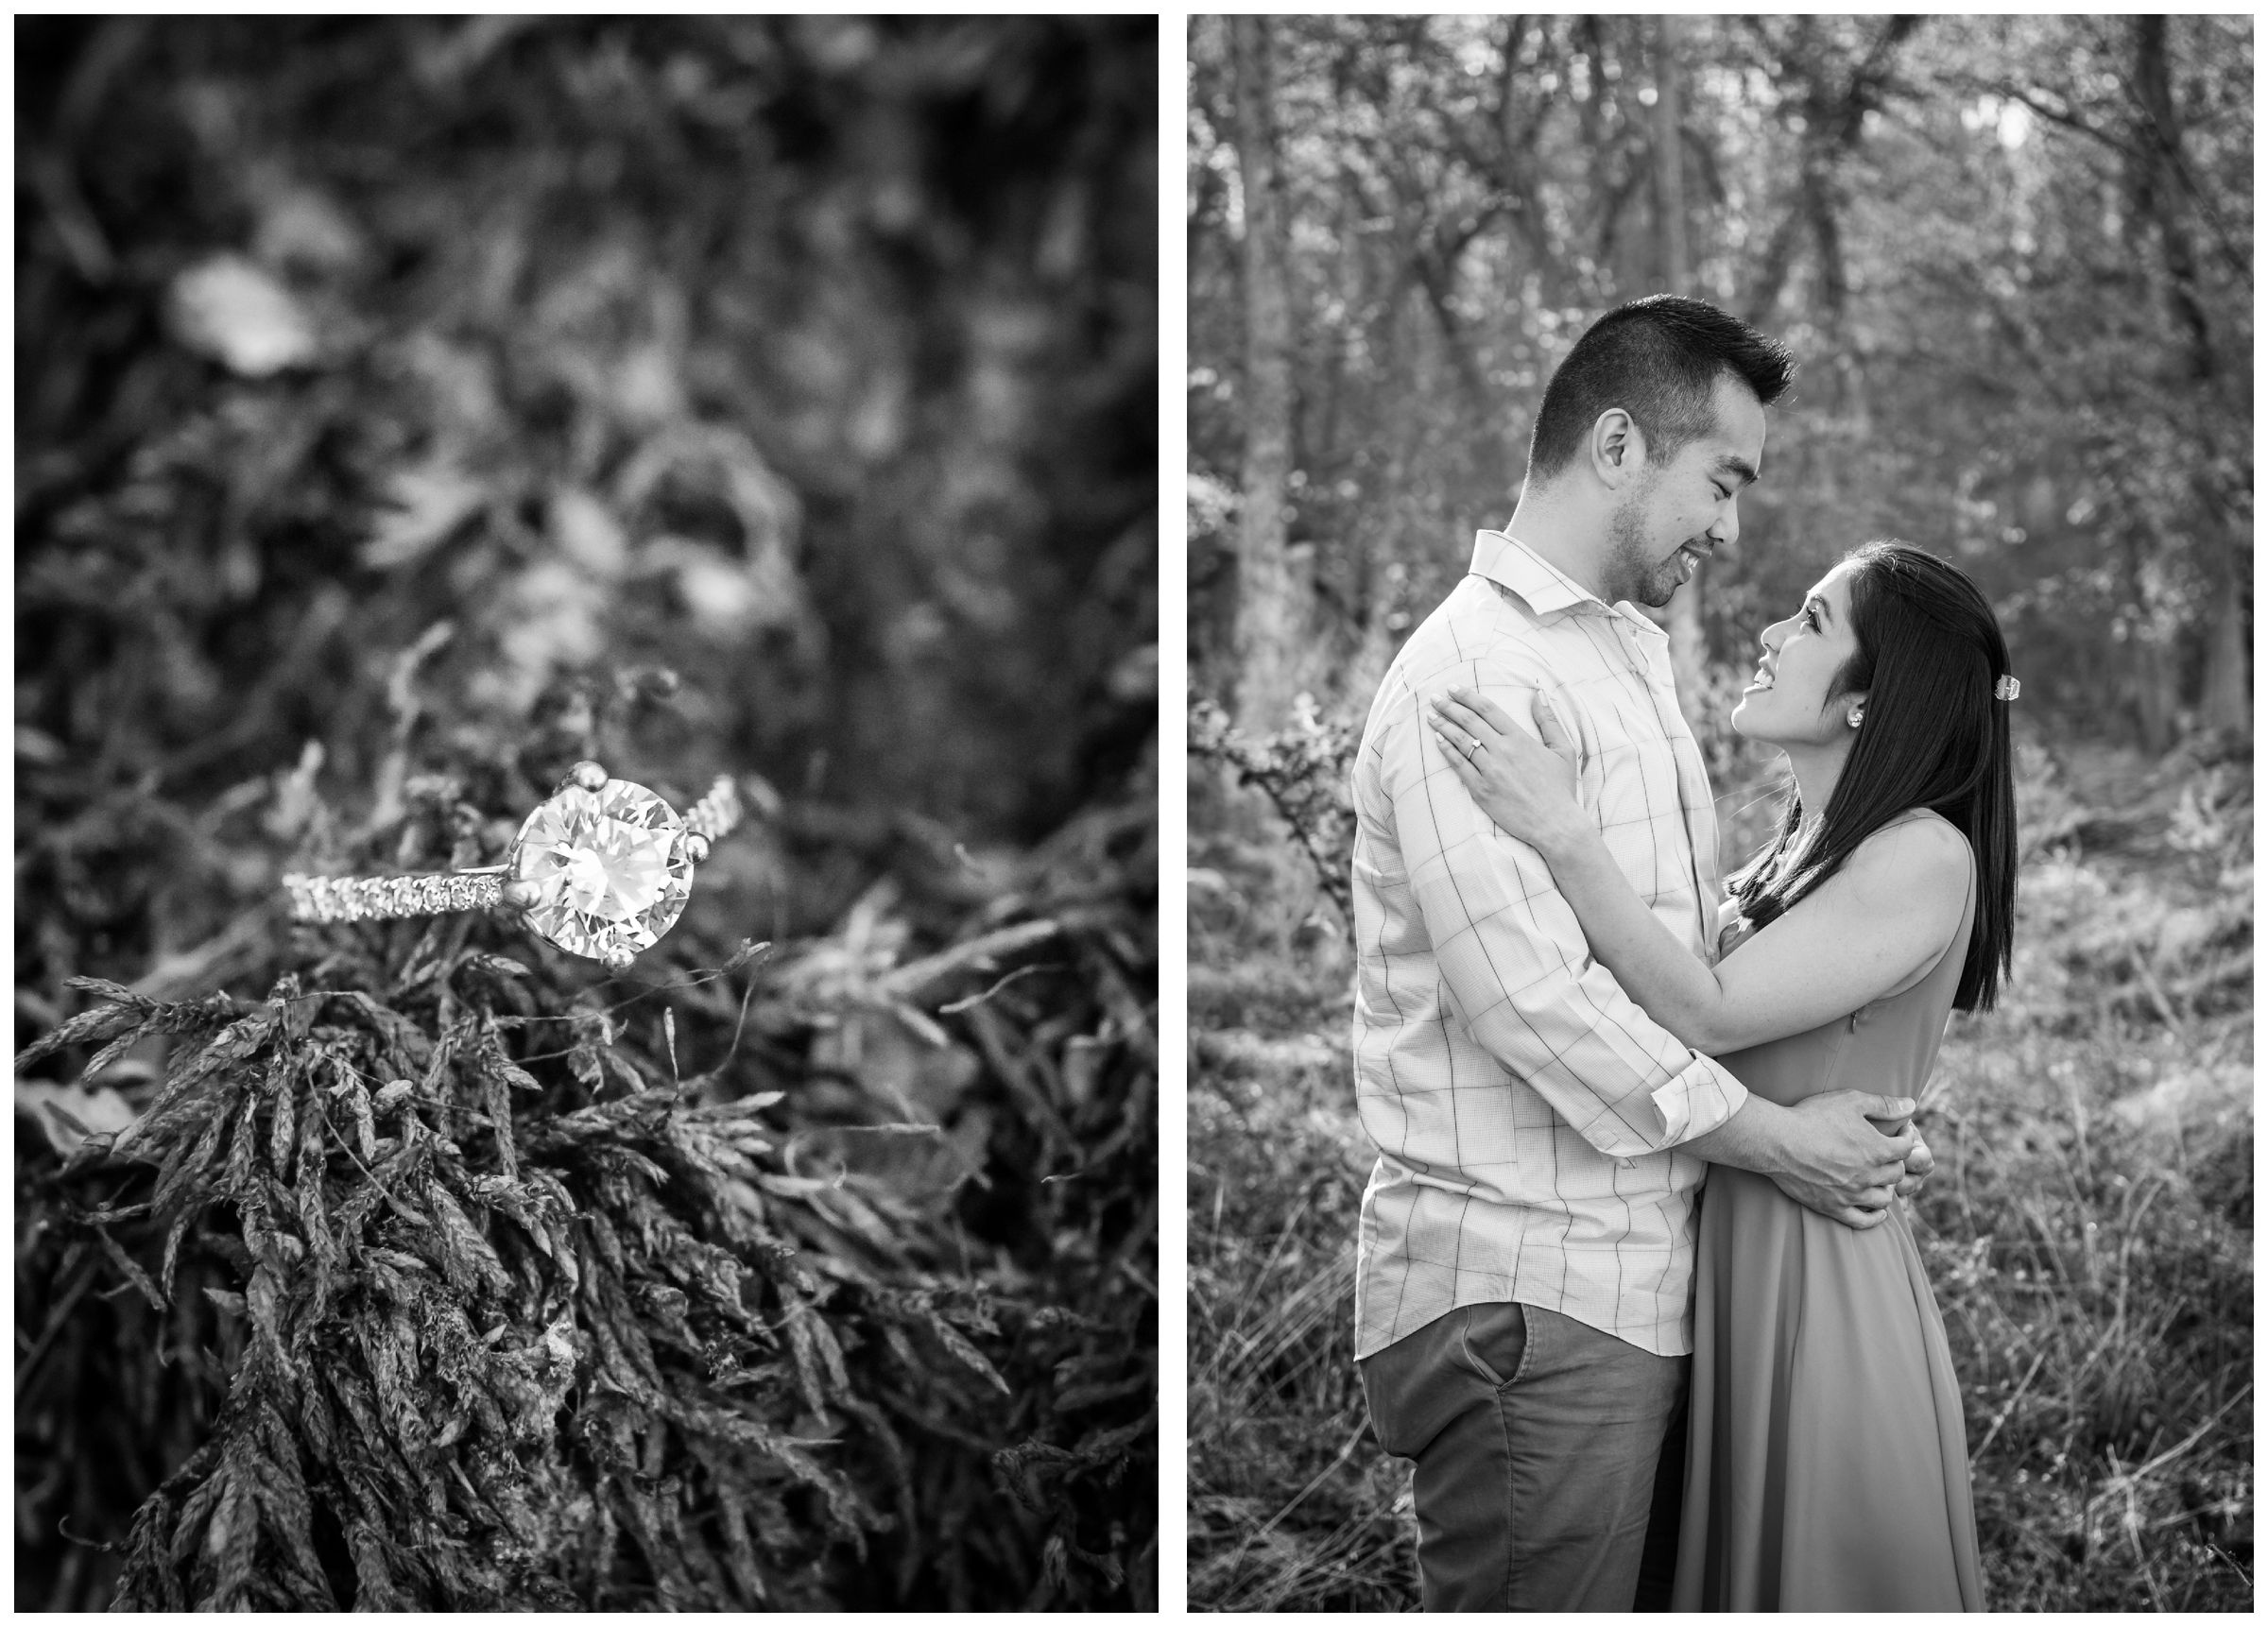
[[1349, 296, 1929, 1611]]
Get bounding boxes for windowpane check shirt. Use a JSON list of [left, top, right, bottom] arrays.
[[1350, 530, 1750, 1361]]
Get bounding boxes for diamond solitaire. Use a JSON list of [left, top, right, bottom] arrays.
[[284, 762, 744, 970], [510, 778, 693, 963]]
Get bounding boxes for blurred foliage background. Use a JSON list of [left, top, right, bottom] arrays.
[[16, 16, 1155, 1611], [1191, 14, 2247, 749], [1188, 14, 2249, 1613]]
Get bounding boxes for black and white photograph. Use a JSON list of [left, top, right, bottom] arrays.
[[1189, 14, 2250, 1613], [16, 17, 1157, 1610], [12, 9, 2259, 1620]]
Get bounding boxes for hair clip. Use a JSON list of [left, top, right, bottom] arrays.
[[1993, 675, 2020, 702]]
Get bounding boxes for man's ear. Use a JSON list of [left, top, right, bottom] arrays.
[[1589, 407, 1649, 491]]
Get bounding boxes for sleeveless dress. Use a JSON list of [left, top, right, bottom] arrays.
[[1671, 814, 1987, 1612]]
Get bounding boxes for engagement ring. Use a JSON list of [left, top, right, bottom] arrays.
[[283, 762, 742, 970]]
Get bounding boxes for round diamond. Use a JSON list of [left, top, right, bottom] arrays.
[[508, 779, 694, 962]]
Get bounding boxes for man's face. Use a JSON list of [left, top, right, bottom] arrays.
[[1601, 375, 1769, 608]]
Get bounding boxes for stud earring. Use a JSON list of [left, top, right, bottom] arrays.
[[1847, 706, 1864, 729]]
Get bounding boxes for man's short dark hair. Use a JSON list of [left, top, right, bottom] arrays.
[[1525, 295, 1795, 482]]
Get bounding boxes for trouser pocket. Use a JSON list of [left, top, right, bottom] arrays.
[[1456, 1300, 1531, 1389]]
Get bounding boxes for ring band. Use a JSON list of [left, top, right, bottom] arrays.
[[284, 763, 743, 970]]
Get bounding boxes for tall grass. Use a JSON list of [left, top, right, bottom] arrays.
[[1187, 733, 2252, 1612], [1188, 826, 1406, 1612]]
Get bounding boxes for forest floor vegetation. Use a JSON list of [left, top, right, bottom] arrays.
[[1188, 726, 2251, 1613]]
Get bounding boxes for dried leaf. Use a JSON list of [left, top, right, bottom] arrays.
[[166, 253, 319, 377], [363, 463, 488, 569]]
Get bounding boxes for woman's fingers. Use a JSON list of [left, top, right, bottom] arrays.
[[1442, 684, 1515, 734], [1441, 686, 1580, 768], [1436, 735, 1485, 793], [1430, 706, 1511, 780], [1438, 688, 1509, 743], [1426, 713, 1472, 757], [1435, 690, 1585, 802], [1431, 693, 1490, 744], [1435, 694, 1534, 771], [1442, 684, 1551, 734], [1467, 690, 1523, 738]]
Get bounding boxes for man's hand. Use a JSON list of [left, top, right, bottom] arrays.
[[1767, 1090, 1916, 1230], [1772, 1122, 1932, 1225], [1685, 1089, 1916, 1232]]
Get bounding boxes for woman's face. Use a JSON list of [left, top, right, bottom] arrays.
[[1731, 560, 1865, 748]]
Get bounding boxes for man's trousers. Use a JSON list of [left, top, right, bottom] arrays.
[[1358, 1301, 1689, 1611]]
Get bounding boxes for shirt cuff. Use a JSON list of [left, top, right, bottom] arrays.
[[1650, 1053, 1750, 1147]]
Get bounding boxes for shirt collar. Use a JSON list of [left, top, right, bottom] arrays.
[[1469, 529, 1666, 638]]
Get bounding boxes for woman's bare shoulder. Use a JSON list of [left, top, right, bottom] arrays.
[[1843, 809, 1971, 899]]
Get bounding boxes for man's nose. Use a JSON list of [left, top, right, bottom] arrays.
[[1710, 505, 1739, 547]]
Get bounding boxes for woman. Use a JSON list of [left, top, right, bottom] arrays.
[[1425, 540, 2015, 1612]]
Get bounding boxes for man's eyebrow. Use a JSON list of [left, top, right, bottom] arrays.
[[1716, 454, 1760, 488]]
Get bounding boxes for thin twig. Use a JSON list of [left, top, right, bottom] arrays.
[[877, 920, 1061, 1001], [2089, 1381, 2254, 1496], [1219, 1415, 1371, 1589], [1969, 1346, 2051, 1464]]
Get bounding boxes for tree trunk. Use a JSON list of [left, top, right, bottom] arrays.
[[1653, 16, 1707, 706], [2123, 531, 2180, 754], [2131, 16, 2248, 741], [2136, 637, 2181, 755], [1651, 17, 1690, 297], [2132, 17, 2215, 380], [1229, 16, 1305, 728], [2198, 527, 2250, 737]]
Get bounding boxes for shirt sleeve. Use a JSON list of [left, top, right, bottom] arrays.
[[1383, 663, 1750, 1156]]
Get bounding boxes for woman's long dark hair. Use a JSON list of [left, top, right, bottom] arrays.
[[1728, 540, 2018, 1011]]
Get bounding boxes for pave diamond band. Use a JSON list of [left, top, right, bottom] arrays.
[[681, 776, 742, 845], [283, 766, 744, 968], [284, 869, 505, 923]]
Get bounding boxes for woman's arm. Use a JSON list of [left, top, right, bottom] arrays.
[[1428, 689, 1969, 1053]]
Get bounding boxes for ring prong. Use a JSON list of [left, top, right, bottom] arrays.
[[498, 878, 540, 912], [683, 831, 711, 865], [600, 946, 635, 972], [568, 760, 609, 792]]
